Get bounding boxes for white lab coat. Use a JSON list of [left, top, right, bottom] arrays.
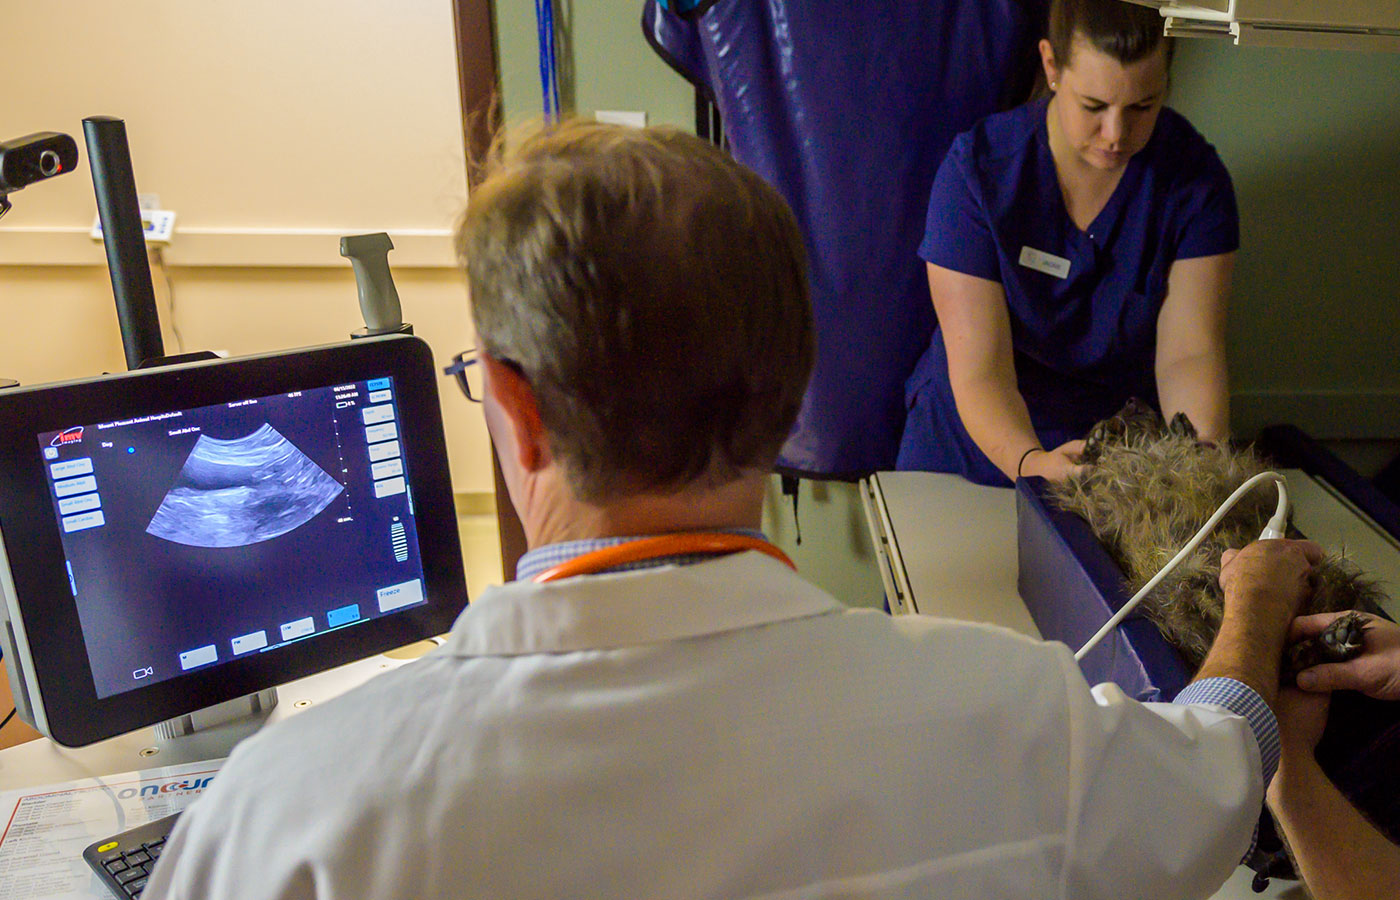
[[145, 551, 1261, 900]]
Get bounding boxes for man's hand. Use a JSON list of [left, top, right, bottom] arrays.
[[1265, 678, 1400, 899], [1292, 612, 1400, 701], [1219, 539, 1323, 624], [1195, 540, 1323, 706]]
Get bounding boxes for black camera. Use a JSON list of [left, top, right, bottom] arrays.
[[0, 132, 79, 194]]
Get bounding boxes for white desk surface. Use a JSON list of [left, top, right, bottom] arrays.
[[865, 470, 1323, 900], [0, 645, 432, 792]]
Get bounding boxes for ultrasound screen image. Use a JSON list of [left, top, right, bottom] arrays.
[[37, 377, 428, 699], [147, 424, 345, 548]]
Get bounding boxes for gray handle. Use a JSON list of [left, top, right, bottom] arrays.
[[340, 232, 402, 331]]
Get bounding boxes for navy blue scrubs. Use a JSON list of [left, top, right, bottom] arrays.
[[897, 98, 1238, 486]]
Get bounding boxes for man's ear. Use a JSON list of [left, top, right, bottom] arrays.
[[481, 354, 551, 474]]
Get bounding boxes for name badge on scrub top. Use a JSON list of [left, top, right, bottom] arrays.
[[1018, 246, 1071, 280]]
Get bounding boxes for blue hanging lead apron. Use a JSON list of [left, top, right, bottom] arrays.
[[643, 0, 1047, 477]]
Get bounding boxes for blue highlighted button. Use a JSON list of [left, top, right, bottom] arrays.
[[367, 377, 391, 391], [327, 604, 361, 628]]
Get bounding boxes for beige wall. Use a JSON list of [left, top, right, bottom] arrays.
[[0, 0, 494, 493]]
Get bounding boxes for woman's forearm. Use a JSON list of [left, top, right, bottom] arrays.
[[1156, 351, 1229, 444], [1155, 253, 1233, 444], [948, 370, 1040, 481], [1268, 754, 1400, 900], [928, 263, 1043, 481]]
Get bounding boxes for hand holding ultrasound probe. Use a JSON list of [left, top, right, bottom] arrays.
[[1073, 464, 1400, 898]]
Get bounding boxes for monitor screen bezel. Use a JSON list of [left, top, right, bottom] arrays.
[[0, 335, 469, 747]]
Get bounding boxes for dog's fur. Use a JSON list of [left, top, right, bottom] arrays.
[[1047, 400, 1400, 877], [1049, 399, 1387, 671]]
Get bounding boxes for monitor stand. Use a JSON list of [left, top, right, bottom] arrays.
[[0, 648, 413, 791], [152, 688, 278, 741]]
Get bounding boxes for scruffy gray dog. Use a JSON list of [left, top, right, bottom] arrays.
[[1049, 399, 1386, 674], [1050, 401, 1400, 879]]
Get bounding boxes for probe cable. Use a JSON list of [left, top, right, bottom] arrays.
[[1074, 470, 1290, 661]]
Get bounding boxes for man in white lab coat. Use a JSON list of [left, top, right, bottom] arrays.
[[146, 121, 1320, 900]]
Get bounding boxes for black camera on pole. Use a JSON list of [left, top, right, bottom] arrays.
[[1, 131, 79, 222], [0, 132, 78, 195]]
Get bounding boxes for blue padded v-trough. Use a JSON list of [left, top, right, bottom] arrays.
[[1016, 477, 1191, 702]]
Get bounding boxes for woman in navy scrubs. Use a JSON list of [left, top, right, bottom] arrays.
[[897, 0, 1237, 486]]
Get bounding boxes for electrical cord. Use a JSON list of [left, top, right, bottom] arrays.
[[0, 707, 15, 733], [1075, 471, 1290, 661], [149, 246, 184, 352]]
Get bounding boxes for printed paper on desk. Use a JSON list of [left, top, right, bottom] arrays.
[[0, 758, 224, 900]]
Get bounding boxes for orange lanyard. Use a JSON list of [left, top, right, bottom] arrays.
[[532, 532, 796, 583]]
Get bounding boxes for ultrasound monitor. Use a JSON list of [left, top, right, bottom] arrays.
[[0, 335, 468, 747]]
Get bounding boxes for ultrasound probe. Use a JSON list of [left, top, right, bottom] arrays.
[[1075, 471, 1291, 661]]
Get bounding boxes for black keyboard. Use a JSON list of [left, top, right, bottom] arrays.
[[83, 812, 181, 899]]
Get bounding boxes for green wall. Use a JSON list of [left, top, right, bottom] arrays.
[[1170, 41, 1400, 440], [494, 1, 692, 130]]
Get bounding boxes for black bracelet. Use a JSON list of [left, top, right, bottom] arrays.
[[1017, 446, 1041, 479]]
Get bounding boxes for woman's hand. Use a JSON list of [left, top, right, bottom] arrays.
[[1018, 439, 1086, 482], [1292, 612, 1400, 701]]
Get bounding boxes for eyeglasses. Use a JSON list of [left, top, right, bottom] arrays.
[[443, 349, 484, 403]]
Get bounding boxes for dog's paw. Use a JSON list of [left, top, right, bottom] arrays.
[[1283, 611, 1370, 682], [1167, 411, 1198, 441]]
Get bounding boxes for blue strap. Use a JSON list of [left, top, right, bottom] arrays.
[[535, 0, 560, 120]]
